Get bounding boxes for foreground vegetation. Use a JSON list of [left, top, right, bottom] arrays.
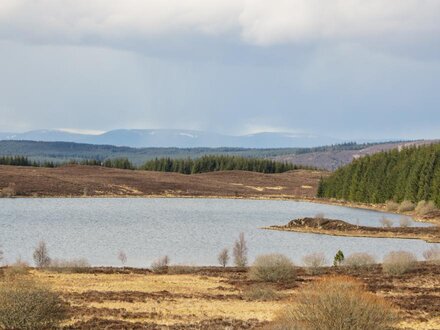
[[318, 143, 440, 207], [1, 259, 439, 329]]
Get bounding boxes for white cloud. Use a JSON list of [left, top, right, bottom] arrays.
[[0, 0, 439, 49]]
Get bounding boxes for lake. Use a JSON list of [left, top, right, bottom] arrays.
[[0, 198, 435, 267]]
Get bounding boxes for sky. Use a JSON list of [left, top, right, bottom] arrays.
[[0, 0, 439, 140]]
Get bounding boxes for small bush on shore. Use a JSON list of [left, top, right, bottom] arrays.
[[399, 217, 412, 227], [398, 200, 415, 212], [344, 253, 376, 269], [380, 217, 393, 228], [415, 200, 437, 216], [271, 276, 399, 330], [33, 241, 51, 268], [233, 233, 248, 267], [385, 200, 399, 212], [250, 254, 295, 283], [0, 279, 68, 330], [382, 251, 416, 275], [423, 246, 440, 264], [151, 256, 169, 274], [302, 252, 326, 274]]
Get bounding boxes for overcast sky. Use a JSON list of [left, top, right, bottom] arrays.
[[0, 0, 439, 139]]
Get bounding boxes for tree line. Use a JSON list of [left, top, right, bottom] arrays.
[[0, 155, 314, 174], [141, 155, 314, 174], [317, 143, 440, 207]]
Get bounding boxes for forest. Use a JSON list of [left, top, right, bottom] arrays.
[[317, 143, 440, 207], [141, 155, 313, 174], [0, 155, 312, 174]]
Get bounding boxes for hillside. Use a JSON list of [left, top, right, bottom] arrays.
[[318, 143, 440, 206], [0, 165, 326, 198], [275, 140, 438, 170], [0, 140, 409, 169]]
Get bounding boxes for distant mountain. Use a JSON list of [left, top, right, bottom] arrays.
[[0, 129, 340, 148]]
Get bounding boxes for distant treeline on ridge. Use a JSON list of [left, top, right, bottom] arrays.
[[317, 143, 440, 207], [0, 155, 314, 174]]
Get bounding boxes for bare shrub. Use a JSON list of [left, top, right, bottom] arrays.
[[0, 279, 68, 329], [0, 246, 3, 264], [385, 200, 399, 212], [399, 216, 412, 227], [423, 246, 440, 264], [243, 286, 281, 301], [250, 254, 296, 283], [217, 248, 229, 267], [117, 250, 127, 266], [0, 183, 16, 198], [344, 253, 376, 269], [33, 241, 51, 268], [314, 212, 325, 220], [302, 252, 326, 274], [233, 232, 248, 267], [380, 217, 393, 228], [398, 200, 415, 212], [415, 200, 437, 216], [151, 256, 169, 273], [271, 276, 399, 330], [382, 251, 417, 275]]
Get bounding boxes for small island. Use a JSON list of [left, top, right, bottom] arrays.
[[265, 217, 440, 243]]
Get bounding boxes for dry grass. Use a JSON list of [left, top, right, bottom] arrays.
[[32, 270, 284, 327]]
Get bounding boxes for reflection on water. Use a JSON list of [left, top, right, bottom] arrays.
[[0, 198, 434, 267]]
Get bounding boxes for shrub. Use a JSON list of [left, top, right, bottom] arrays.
[[302, 252, 326, 274], [398, 200, 415, 212], [0, 279, 68, 329], [333, 250, 344, 266], [0, 246, 3, 264], [382, 251, 416, 275], [271, 276, 399, 330], [415, 200, 437, 216], [218, 248, 229, 267], [344, 253, 376, 269], [422, 246, 440, 263], [243, 286, 281, 301], [385, 200, 399, 212], [399, 217, 412, 228], [380, 217, 393, 228], [33, 241, 51, 268], [250, 254, 296, 283], [233, 232, 248, 267], [117, 250, 127, 266], [151, 256, 169, 273]]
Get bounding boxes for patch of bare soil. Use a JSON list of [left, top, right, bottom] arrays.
[[267, 217, 440, 243]]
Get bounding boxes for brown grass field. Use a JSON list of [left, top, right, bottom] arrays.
[[1, 263, 437, 329], [0, 164, 326, 199]]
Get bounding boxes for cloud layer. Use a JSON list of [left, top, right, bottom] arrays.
[[1, 0, 439, 49]]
